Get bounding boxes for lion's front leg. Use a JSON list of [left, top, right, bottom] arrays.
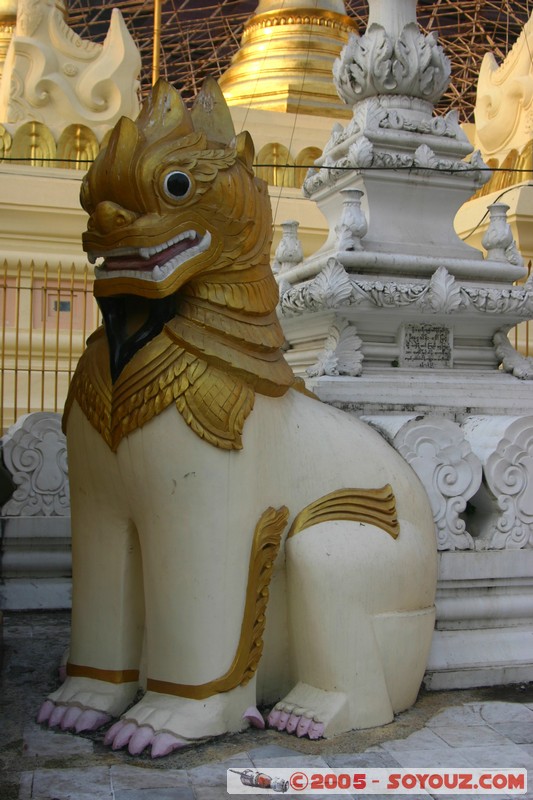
[[103, 473, 287, 757], [38, 406, 144, 732]]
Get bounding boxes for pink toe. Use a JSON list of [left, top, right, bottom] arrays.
[[104, 720, 125, 746], [75, 709, 111, 733], [267, 708, 282, 727], [276, 710, 290, 731], [151, 732, 187, 758], [49, 705, 67, 728], [128, 725, 154, 755], [243, 706, 265, 729], [37, 700, 55, 724], [60, 706, 82, 730], [112, 721, 137, 750], [296, 716, 312, 737], [308, 721, 325, 740], [286, 713, 300, 734]]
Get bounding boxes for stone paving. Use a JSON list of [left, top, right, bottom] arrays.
[[2, 613, 532, 800]]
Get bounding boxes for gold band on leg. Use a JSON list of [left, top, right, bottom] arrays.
[[66, 662, 139, 684]]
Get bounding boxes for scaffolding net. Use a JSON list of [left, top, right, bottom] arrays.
[[64, 0, 533, 122]]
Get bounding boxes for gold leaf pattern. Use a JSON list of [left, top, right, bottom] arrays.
[[64, 329, 257, 451], [288, 485, 400, 540]]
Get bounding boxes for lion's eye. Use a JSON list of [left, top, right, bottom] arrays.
[[163, 171, 191, 200]]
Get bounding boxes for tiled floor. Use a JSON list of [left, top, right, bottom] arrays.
[[2, 614, 532, 800]]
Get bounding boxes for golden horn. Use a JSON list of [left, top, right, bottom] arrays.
[[191, 77, 236, 145], [136, 78, 194, 141]]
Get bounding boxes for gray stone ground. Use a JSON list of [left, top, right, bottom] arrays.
[[1, 612, 532, 800]]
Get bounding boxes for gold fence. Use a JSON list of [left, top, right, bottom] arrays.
[[1, 260, 100, 433]]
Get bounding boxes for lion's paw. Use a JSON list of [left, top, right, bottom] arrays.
[[105, 686, 253, 757], [104, 719, 188, 757], [267, 682, 349, 739], [37, 676, 139, 733], [37, 699, 111, 732]]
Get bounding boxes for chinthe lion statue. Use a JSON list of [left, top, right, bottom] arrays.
[[38, 79, 437, 757]]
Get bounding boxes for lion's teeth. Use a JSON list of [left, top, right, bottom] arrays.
[[152, 265, 163, 280]]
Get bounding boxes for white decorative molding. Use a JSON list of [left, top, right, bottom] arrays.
[[462, 416, 533, 549], [0, 516, 72, 609], [318, 99, 466, 167], [333, 16, 450, 106], [303, 131, 486, 199], [365, 415, 482, 551], [0, 0, 141, 139], [426, 550, 533, 690], [1, 412, 69, 516], [280, 262, 533, 319], [307, 317, 363, 378]]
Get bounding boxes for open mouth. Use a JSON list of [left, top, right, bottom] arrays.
[[90, 229, 212, 283]]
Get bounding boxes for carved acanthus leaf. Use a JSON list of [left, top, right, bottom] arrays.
[[307, 319, 363, 378], [414, 143, 438, 170], [353, 97, 387, 133], [427, 267, 463, 313], [469, 149, 492, 186], [334, 22, 450, 106], [308, 260, 353, 309], [347, 136, 374, 168]]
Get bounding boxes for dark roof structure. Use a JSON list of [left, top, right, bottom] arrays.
[[66, 0, 532, 122]]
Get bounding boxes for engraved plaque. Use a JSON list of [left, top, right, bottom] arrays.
[[400, 323, 452, 369]]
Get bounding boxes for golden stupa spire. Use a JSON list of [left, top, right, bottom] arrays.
[[218, 0, 357, 118]]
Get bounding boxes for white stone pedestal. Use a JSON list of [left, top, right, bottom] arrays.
[[425, 550, 533, 689]]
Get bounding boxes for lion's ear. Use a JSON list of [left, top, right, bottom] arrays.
[[234, 131, 255, 171]]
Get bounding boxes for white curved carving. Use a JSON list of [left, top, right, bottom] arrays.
[[494, 327, 533, 380], [0, 0, 140, 137], [475, 14, 533, 157], [462, 416, 533, 549], [307, 318, 364, 378], [365, 416, 482, 551], [394, 418, 481, 551], [1, 412, 69, 517], [307, 259, 353, 309]]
